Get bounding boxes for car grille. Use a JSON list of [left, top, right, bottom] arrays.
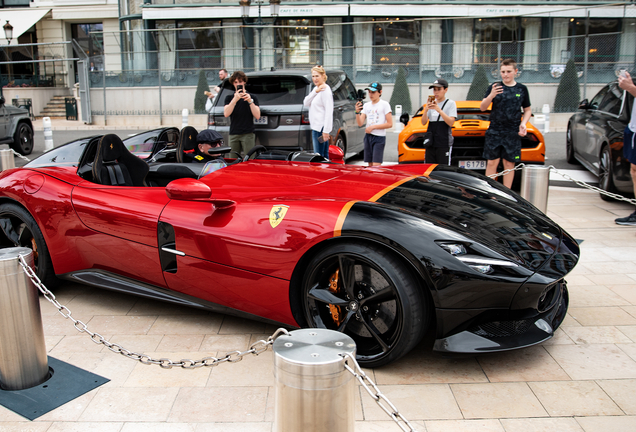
[[469, 320, 534, 338]]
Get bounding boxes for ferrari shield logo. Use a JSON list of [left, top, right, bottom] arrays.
[[269, 205, 289, 228]]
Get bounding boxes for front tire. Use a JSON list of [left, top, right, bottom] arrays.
[[11, 123, 34, 155], [334, 134, 346, 156], [300, 242, 427, 367], [566, 125, 579, 165], [599, 145, 618, 201], [0, 203, 58, 288]]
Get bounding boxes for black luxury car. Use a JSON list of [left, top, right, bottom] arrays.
[[567, 79, 635, 200]]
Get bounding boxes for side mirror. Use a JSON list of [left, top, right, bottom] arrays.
[[400, 113, 410, 126], [578, 99, 590, 110], [0, 96, 4, 107], [328, 144, 345, 164], [166, 178, 212, 200]]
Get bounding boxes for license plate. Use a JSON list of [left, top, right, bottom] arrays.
[[459, 160, 487, 170], [254, 116, 267, 125]]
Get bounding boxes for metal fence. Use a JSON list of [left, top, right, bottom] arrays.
[[0, 42, 75, 89], [82, 4, 635, 118]]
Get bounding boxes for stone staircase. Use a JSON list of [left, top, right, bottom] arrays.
[[40, 95, 71, 118]]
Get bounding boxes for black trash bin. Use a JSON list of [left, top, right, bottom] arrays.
[[65, 98, 78, 121]]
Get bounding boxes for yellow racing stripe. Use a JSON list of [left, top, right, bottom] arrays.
[[333, 164, 437, 236]]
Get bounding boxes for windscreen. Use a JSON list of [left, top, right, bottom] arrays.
[[217, 77, 308, 106]]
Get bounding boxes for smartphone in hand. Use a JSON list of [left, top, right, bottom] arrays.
[[237, 84, 245, 93], [428, 95, 435, 104]]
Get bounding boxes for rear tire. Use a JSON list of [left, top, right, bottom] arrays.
[[0, 203, 58, 288], [11, 123, 34, 155]]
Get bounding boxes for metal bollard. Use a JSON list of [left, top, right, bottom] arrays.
[[273, 328, 356, 432], [0, 148, 15, 171], [394, 104, 403, 133], [42, 117, 54, 151], [542, 104, 550, 134], [182, 108, 189, 129], [520, 165, 550, 214], [0, 247, 49, 390]]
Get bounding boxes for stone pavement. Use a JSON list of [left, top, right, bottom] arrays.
[[0, 186, 635, 431]]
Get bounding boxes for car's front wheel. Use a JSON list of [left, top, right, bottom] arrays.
[[300, 242, 427, 368], [566, 125, 579, 165], [599, 145, 618, 201], [12, 123, 34, 155], [0, 203, 58, 288], [334, 134, 346, 156]]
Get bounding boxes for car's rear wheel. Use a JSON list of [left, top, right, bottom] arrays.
[[300, 242, 427, 368], [599, 145, 618, 201], [0, 203, 58, 288], [566, 125, 579, 164], [12, 123, 34, 155]]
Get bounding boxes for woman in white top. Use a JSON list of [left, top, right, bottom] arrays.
[[303, 66, 333, 159]]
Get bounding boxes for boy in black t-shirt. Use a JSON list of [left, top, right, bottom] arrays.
[[480, 59, 532, 188], [224, 71, 261, 156]]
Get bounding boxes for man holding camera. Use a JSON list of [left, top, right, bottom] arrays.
[[420, 79, 457, 165], [224, 71, 261, 156]]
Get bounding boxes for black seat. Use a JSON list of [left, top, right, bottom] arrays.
[[92, 134, 149, 186], [177, 126, 198, 163]]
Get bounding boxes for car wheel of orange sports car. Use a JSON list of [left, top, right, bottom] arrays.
[[566, 124, 579, 165], [0, 203, 58, 288], [599, 145, 618, 202], [301, 242, 428, 368]]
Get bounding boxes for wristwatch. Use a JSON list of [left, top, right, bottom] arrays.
[[248, 99, 254, 105]]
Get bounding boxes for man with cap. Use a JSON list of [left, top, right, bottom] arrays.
[[420, 78, 457, 165], [187, 129, 226, 163], [355, 82, 393, 166]]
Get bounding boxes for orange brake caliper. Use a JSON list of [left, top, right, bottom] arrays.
[[328, 269, 344, 327]]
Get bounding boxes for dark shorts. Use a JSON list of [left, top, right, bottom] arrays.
[[623, 126, 636, 165], [483, 127, 521, 163], [425, 146, 451, 165], [363, 134, 386, 163]]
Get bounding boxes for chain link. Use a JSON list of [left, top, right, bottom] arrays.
[[17, 254, 290, 369], [341, 352, 419, 432], [487, 163, 526, 179], [11, 149, 31, 163]]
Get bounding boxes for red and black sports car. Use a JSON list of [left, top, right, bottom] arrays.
[[0, 133, 578, 367]]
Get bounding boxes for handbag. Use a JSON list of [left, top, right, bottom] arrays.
[[422, 100, 448, 149]]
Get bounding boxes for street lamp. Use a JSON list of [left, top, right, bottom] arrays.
[[240, 0, 280, 70], [3, 21, 13, 45]]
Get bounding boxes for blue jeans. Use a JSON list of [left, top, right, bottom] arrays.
[[312, 129, 329, 160]]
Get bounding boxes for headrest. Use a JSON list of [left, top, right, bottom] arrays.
[[99, 134, 127, 162]]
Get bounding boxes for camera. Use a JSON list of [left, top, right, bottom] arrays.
[[356, 89, 366, 103]]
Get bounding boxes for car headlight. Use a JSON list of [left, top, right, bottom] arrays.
[[438, 242, 519, 275]]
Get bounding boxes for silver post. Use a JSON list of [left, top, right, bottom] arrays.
[[520, 165, 550, 213], [273, 328, 356, 432], [0, 247, 49, 390], [0, 148, 15, 171]]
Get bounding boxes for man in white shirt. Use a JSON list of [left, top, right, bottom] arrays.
[[355, 82, 393, 166]]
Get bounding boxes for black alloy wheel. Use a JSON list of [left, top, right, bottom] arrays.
[[599, 145, 618, 201], [566, 125, 579, 165], [12, 123, 34, 155], [0, 203, 58, 288], [301, 242, 427, 368]]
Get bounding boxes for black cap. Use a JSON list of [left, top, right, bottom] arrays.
[[365, 82, 382, 92], [429, 79, 449, 89], [197, 129, 224, 144]]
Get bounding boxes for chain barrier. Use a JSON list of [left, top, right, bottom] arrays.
[[18, 254, 421, 428], [11, 149, 31, 163], [341, 352, 419, 432], [17, 254, 289, 368], [489, 163, 636, 206]]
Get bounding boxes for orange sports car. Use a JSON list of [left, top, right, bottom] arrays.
[[398, 101, 545, 174]]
